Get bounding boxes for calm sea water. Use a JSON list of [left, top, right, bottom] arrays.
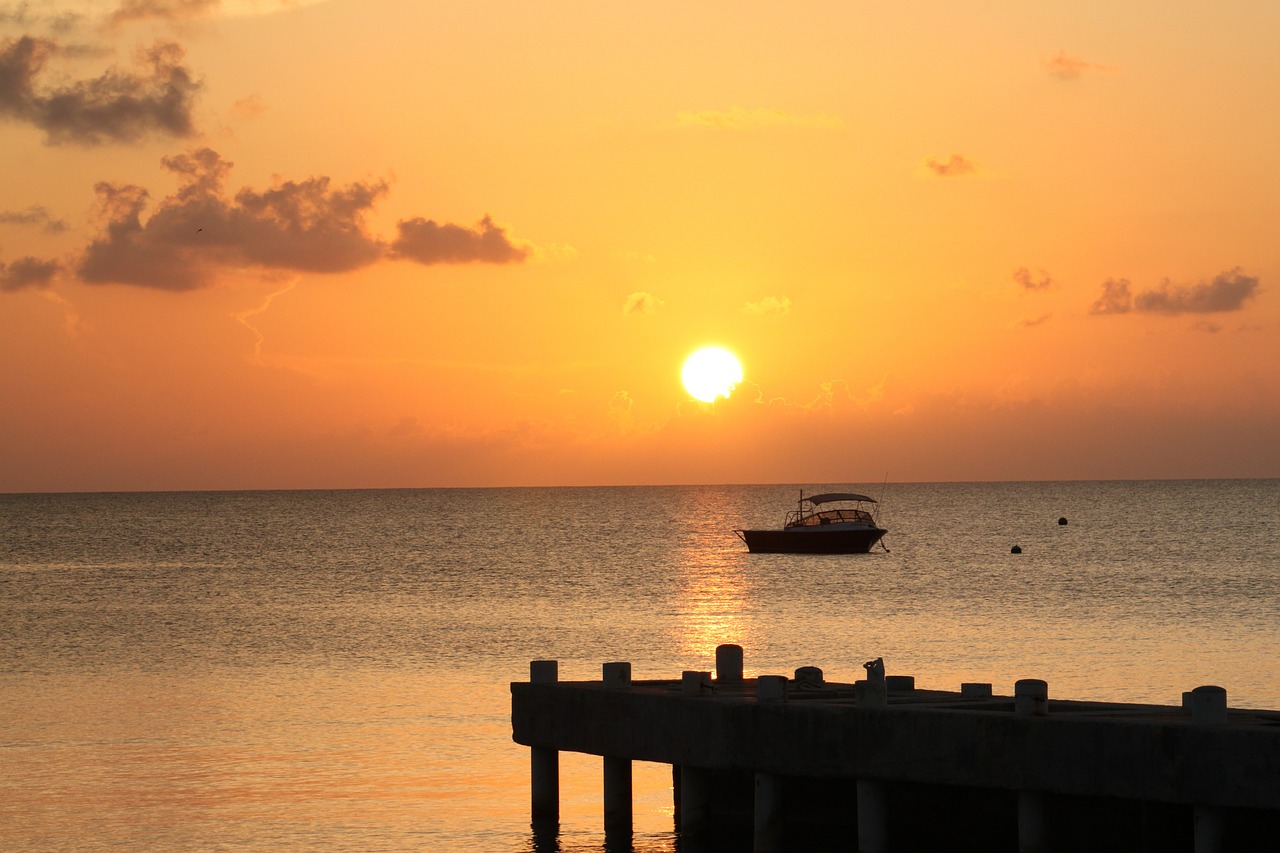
[[2, 481, 1277, 851]]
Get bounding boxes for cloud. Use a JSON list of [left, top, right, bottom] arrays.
[[1044, 50, 1116, 81], [1090, 269, 1260, 317], [1089, 278, 1132, 315], [924, 154, 975, 177], [70, 147, 529, 290], [1019, 313, 1052, 328], [622, 291, 662, 316], [677, 106, 841, 130], [743, 295, 790, 317], [1013, 266, 1054, 291], [0, 256, 60, 291], [1134, 269, 1260, 315], [390, 215, 528, 265], [107, 0, 219, 29], [0, 204, 68, 232], [0, 36, 200, 144]]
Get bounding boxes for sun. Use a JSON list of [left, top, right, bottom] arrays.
[[681, 347, 743, 403]]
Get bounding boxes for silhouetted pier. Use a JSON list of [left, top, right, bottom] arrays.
[[510, 645, 1280, 852]]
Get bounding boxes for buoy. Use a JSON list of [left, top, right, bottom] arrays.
[[1011, 545, 1022, 554], [1058, 517, 1068, 526]]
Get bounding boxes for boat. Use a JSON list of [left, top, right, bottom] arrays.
[[735, 491, 887, 554]]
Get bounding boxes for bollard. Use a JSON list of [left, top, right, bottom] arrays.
[[602, 661, 632, 690], [885, 674, 915, 693], [529, 660, 560, 830], [716, 644, 744, 684], [1185, 685, 1227, 726], [682, 670, 712, 696], [1015, 679, 1049, 717], [961, 682, 993, 698], [757, 675, 788, 703], [794, 666, 824, 689]]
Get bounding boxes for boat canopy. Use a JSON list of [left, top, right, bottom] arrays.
[[804, 492, 877, 505]]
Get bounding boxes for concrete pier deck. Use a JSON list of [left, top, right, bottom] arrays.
[[510, 647, 1280, 852]]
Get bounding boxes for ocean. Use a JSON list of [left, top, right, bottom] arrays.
[[2, 480, 1277, 851]]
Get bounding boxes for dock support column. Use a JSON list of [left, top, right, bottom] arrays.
[[857, 780, 888, 853], [1015, 679, 1049, 853], [529, 660, 560, 834], [716, 643, 744, 684], [1185, 685, 1228, 853], [679, 765, 713, 838], [754, 772, 784, 853], [602, 662, 633, 839]]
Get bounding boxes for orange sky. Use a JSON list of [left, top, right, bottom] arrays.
[[2, 0, 1277, 492]]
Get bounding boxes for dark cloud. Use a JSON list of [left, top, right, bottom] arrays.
[[0, 203, 68, 232], [0, 35, 200, 145], [1089, 278, 1132, 315], [390, 215, 528, 265], [1090, 269, 1260, 317], [0, 255, 59, 291], [1013, 266, 1054, 291], [1134, 269, 1260, 314], [73, 147, 529, 290], [77, 148, 389, 289], [924, 154, 975, 177]]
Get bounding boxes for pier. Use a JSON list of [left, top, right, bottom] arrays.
[[510, 645, 1280, 852]]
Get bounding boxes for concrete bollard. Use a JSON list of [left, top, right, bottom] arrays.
[[757, 675, 788, 703], [682, 670, 712, 696], [602, 661, 632, 690], [1015, 679, 1049, 717], [716, 644, 744, 684], [794, 666, 824, 688], [961, 682, 993, 698], [529, 660, 559, 830], [1185, 685, 1227, 726], [885, 674, 915, 693]]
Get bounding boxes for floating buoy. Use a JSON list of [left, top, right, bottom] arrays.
[[1058, 517, 1068, 526], [1011, 545, 1022, 554]]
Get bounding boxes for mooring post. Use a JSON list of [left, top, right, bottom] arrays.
[[602, 662, 633, 838], [716, 643, 744, 684], [529, 660, 560, 832], [1185, 685, 1228, 853], [1015, 679, 1049, 853], [754, 771, 785, 852]]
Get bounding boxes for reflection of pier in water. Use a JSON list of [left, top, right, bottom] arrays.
[[512, 645, 1280, 852]]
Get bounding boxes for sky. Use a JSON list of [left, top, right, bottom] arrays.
[[2, 0, 1278, 492]]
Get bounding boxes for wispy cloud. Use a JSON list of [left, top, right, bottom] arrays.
[[1090, 269, 1261, 316], [0, 36, 201, 145], [923, 154, 976, 177], [743, 295, 790, 317], [623, 291, 663, 316], [1044, 50, 1117, 81], [107, 0, 219, 29], [677, 106, 841, 130], [1013, 267, 1054, 291], [0, 204, 68, 232]]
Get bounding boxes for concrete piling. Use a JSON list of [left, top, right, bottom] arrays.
[[528, 660, 559, 830], [1015, 678, 1049, 853], [856, 779, 888, 853], [753, 772, 785, 852], [1187, 685, 1229, 853], [716, 643, 744, 684]]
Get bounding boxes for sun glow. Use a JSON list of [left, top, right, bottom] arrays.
[[681, 347, 743, 403]]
